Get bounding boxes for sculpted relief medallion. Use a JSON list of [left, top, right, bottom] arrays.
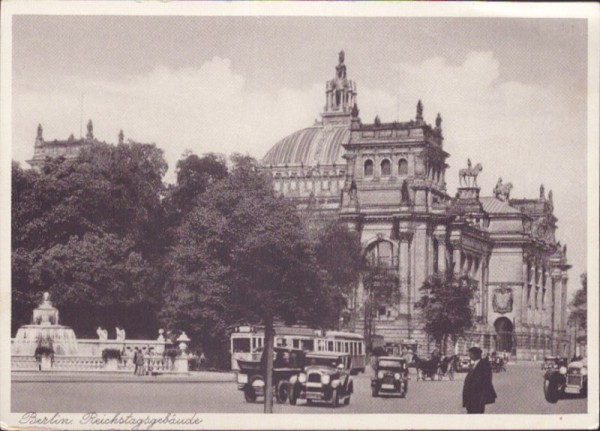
[[492, 285, 513, 314]]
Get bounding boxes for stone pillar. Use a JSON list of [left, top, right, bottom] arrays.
[[399, 232, 412, 316], [413, 226, 428, 303], [521, 262, 529, 326], [433, 230, 447, 274], [452, 245, 461, 275], [561, 275, 569, 332]]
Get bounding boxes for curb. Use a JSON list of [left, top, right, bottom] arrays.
[[12, 372, 236, 384]]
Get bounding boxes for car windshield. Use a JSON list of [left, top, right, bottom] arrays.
[[378, 359, 403, 368], [306, 356, 339, 368]]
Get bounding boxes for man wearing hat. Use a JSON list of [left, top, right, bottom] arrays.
[[462, 347, 497, 413]]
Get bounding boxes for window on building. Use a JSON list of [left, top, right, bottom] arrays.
[[366, 240, 397, 268], [398, 158, 408, 175], [364, 159, 374, 177], [381, 159, 391, 176]]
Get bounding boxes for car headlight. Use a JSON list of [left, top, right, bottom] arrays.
[[298, 373, 306, 383], [321, 375, 330, 384], [559, 366, 567, 375], [252, 379, 265, 387], [237, 373, 248, 384], [377, 371, 384, 379], [394, 373, 401, 380], [581, 367, 587, 376]]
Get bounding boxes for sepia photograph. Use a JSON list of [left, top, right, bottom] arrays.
[[1, 1, 598, 430]]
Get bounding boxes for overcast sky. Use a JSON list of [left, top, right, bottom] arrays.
[[11, 15, 588, 293]]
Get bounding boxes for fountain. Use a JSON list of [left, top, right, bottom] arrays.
[[12, 292, 78, 355]]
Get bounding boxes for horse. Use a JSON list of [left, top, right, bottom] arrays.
[[413, 354, 441, 381], [437, 355, 457, 380], [458, 163, 483, 187]]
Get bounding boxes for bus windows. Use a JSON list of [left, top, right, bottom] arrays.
[[301, 339, 314, 351], [293, 339, 300, 349], [328, 341, 334, 351], [232, 338, 251, 353]]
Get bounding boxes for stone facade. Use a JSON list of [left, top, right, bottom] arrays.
[[27, 120, 123, 169], [261, 53, 571, 360]]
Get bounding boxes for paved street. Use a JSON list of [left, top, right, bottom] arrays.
[[12, 362, 586, 414]]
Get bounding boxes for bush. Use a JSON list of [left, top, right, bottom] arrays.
[[102, 348, 122, 362], [34, 346, 54, 358]]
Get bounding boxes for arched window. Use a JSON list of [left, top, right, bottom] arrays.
[[398, 158, 408, 175], [366, 240, 397, 268], [364, 159, 374, 177], [381, 159, 391, 176]]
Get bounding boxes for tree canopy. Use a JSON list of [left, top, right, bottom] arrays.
[[415, 273, 478, 351], [568, 272, 587, 343]]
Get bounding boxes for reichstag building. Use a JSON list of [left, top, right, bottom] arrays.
[[261, 52, 571, 360]]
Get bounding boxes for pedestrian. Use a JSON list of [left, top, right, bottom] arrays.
[[462, 346, 497, 414], [133, 348, 139, 376], [136, 348, 145, 376]]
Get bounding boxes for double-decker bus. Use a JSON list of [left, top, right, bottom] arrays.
[[230, 326, 366, 373]]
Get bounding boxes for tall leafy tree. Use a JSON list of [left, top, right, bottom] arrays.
[[568, 272, 587, 344], [312, 221, 364, 330], [11, 141, 168, 337], [362, 262, 399, 352], [161, 155, 334, 413], [415, 273, 478, 353]]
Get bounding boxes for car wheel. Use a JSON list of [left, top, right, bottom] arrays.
[[580, 381, 588, 398], [372, 386, 379, 397], [543, 378, 559, 403], [276, 380, 289, 404], [332, 389, 339, 408], [244, 387, 257, 403], [344, 394, 350, 405], [306, 399, 314, 406]]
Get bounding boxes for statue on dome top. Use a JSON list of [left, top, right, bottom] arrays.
[[435, 113, 442, 129], [37, 124, 43, 140], [540, 184, 545, 199], [336, 50, 347, 79]]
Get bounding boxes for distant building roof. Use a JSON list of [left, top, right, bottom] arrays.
[[480, 196, 522, 214]]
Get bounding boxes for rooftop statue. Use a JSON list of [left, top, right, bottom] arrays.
[[416, 100, 424, 121], [493, 177, 513, 201], [540, 184, 545, 199], [459, 159, 482, 187], [336, 50, 347, 79]]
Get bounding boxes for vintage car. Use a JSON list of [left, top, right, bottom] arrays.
[[288, 352, 353, 407], [371, 356, 409, 397], [455, 355, 471, 373], [543, 357, 588, 403], [236, 347, 305, 403], [541, 356, 567, 371]]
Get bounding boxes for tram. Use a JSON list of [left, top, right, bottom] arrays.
[[230, 325, 316, 370], [230, 326, 366, 373]]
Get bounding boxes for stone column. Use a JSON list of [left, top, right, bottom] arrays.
[[399, 232, 412, 316], [433, 230, 447, 274], [520, 261, 527, 325], [452, 245, 462, 275], [561, 274, 569, 332]]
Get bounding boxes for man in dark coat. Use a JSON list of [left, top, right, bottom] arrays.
[[462, 347, 497, 413]]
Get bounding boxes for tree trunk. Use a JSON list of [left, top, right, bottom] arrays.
[[263, 316, 274, 414]]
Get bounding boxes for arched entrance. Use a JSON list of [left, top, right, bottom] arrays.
[[494, 317, 514, 353]]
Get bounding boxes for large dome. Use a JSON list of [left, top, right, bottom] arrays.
[[262, 123, 350, 167]]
